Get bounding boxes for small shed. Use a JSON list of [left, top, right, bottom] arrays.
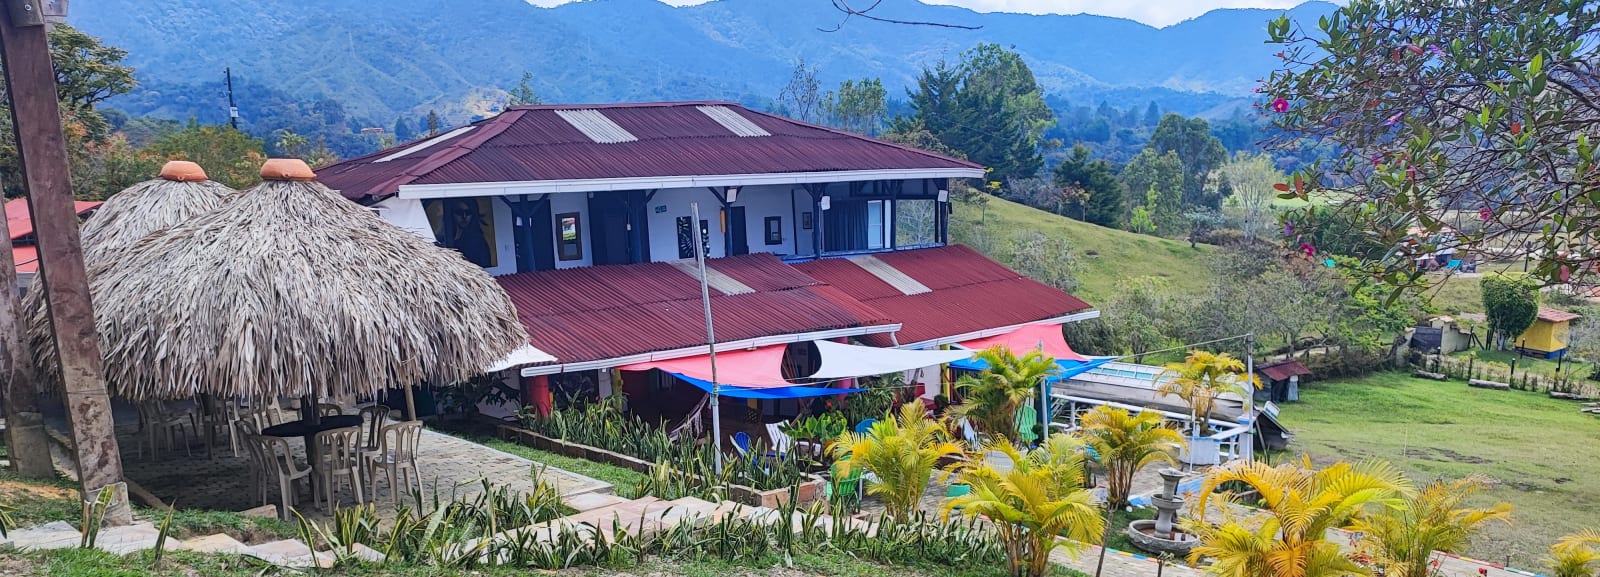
[[1252, 404, 1294, 452], [1517, 308, 1580, 359], [1254, 359, 1311, 403], [1409, 316, 1477, 355]]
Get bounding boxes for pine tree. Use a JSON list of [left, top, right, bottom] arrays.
[[426, 110, 441, 136], [393, 117, 415, 141]]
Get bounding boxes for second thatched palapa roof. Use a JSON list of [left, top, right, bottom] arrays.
[[66, 159, 532, 401], [27, 161, 240, 387]]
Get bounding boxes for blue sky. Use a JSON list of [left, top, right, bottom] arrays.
[[524, 0, 1324, 28]]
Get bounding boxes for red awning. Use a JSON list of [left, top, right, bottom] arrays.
[[958, 323, 1088, 362], [619, 345, 791, 388]]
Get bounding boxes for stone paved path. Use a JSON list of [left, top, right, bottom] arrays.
[[101, 422, 611, 519]]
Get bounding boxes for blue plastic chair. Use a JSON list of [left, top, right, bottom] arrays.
[[1447, 259, 1462, 269], [732, 431, 752, 456], [854, 418, 878, 434]]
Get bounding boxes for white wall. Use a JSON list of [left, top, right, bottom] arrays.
[[646, 187, 728, 260], [735, 184, 795, 257]]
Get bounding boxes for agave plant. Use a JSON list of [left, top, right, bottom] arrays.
[[945, 433, 1103, 577], [1352, 476, 1513, 577], [831, 402, 963, 521], [1186, 456, 1409, 577], [1550, 529, 1600, 577], [1078, 405, 1186, 509]]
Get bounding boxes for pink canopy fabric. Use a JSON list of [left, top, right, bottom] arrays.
[[958, 323, 1088, 362], [619, 345, 792, 388]]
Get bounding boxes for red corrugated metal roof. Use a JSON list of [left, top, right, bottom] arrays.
[[13, 245, 37, 273], [791, 245, 1094, 347], [317, 101, 982, 200], [1537, 307, 1581, 323], [1257, 360, 1311, 382], [5, 198, 102, 241], [496, 252, 896, 365]]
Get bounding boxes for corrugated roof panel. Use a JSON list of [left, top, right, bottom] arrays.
[[793, 245, 1094, 347], [495, 253, 894, 365], [317, 102, 982, 200], [553, 109, 638, 144], [698, 105, 771, 137], [375, 126, 475, 162]]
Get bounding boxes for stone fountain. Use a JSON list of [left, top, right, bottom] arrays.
[[1125, 468, 1198, 556]]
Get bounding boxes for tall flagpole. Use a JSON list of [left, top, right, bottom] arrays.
[[692, 203, 723, 475]]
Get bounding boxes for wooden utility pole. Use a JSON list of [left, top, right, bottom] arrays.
[[0, 0, 129, 524], [0, 180, 54, 479]]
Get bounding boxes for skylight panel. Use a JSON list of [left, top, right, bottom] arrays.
[[697, 105, 771, 137], [554, 109, 638, 144]]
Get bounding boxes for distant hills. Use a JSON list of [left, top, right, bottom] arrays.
[[69, 0, 1338, 126]]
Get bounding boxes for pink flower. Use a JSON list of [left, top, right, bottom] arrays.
[[1300, 243, 1317, 257], [1428, 44, 1444, 56], [1479, 207, 1492, 222], [1384, 112, 1404, 126], [1271, 97, 1290, 113]]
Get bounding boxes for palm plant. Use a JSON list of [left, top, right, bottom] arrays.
[[951, 346, 1058, 441], [945, 433, 1104, 577], [1186, 456, 1409, 577], [831, 402, 963, 521], [1156, 350, 1258, 435], [1352, 476, 1512, 577], [1078, 405, 1186, 509], [1550, 529, 1600, 577]]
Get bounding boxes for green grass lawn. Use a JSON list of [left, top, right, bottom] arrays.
[[1448, 349, 1593, 381], [1276, 371, 1600, 567], [949, 195, 1215, 306]]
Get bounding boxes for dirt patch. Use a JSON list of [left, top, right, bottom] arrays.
[[1434, 448, 1492, 464], [1400, 447, 1491, 465], [0, 479, 76, 500]]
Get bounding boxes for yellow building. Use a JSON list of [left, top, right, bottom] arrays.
[[1516, 308, 1580, 358]]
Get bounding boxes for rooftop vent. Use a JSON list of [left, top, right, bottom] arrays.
[[698, 105, 771, 138], [555, 109, 638, 144]]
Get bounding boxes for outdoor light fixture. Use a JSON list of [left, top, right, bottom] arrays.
[[820, 195, 831, 210], [725, 187, 739, 203], [938, 189, 949, 202]]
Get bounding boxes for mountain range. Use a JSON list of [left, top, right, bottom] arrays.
[[68, 0, 1339, 124]]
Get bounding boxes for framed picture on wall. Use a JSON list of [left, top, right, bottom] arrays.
[[556, 212, 583, 261], [764, 216, 783, 245], [802, 211, 813, 230]]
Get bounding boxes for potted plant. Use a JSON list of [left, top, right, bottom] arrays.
[[1157, 351, 1258, 465], [783, 413, 845, 459]]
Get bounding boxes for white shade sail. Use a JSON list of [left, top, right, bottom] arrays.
[[485, 344, 557, 373], [806, 340, 974, 381], [372, 196, 438, 244]]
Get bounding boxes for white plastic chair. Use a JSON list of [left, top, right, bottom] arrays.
[[364, 420, 423, 503]]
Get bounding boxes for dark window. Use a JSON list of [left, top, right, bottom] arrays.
[[556, 212, 583, 261], [765, 216, 783, 245]]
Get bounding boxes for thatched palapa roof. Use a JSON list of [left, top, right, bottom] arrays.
[[27, 161, 240, 387], [45, 159, 532, 400]]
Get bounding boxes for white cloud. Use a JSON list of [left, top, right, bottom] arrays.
[[917, 0, 1313, 27], [523, 0, 1323, 28]]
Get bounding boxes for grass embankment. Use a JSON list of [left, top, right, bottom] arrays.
[[1276, 372, 1600, 567], [949, 195, 1216, 306], [0, 469, 295, 543]]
